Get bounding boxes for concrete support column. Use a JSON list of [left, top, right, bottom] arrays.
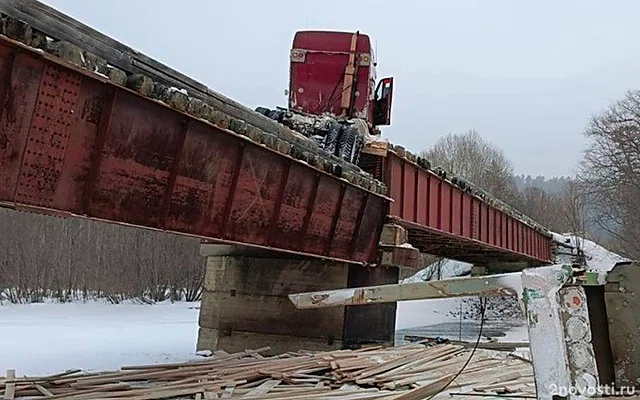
[[197, 252, 349, 354], [196, 244, 400, 354], [343, 265, 399, 348], [471, 265, 488, 276]]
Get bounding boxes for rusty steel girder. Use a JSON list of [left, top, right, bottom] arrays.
[[360, 148, 554, 265], [0, 35, 389, 263]]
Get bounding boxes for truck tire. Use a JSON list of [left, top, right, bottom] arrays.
[[324, 122, 342, 156], [351, 135, 365, 165], [267, 109, 285, 123], [336, 125, 358, 163], [255, 106, 271, 116]]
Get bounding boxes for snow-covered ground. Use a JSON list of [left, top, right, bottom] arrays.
[[396, 298, 460, 330], [400, 259, 472, 284], [0, 301, 200, 376], [0, 296, 529, 377]]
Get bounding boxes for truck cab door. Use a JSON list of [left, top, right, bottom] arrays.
[[373, 77, 394, 126]]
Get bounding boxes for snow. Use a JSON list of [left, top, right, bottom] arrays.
[[501, 325, 529, 342], [396, 267, 528, 345], [396, 298, 460, 330], [552, 232, 629, 271], [398, 259, 524, 341], [0, 300, 200, 376], [1, 296, 526, 377], [521, 265, 577, 398], [94, 68, 108, 79], [396, 297, 529, 344], [397, 261, 473, 336], [401, 259, 472, 283], [169, 86, 189, 95], [394, 233, 629, 350]]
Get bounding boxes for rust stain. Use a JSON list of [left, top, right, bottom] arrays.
[[353, 288, 367, 304], [2, 84, 16, 124], [566, 295, 582, 308]]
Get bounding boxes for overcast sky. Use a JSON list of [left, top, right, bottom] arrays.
[[41, 0, 640, 177]]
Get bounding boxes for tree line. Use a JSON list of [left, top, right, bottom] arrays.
[[421, 129, 587, 237], [578, 90, 640, 259], [421, 88, 640, 261], [0, 208, 204, 304]]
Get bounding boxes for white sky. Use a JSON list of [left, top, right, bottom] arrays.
[[41, 0, 640, 177]]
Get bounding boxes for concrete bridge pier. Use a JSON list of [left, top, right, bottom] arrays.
[[196, 244, 399, 355]]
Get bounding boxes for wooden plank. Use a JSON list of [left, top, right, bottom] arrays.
[[392, 374, 456, 400], [243, 379, 282, 398], [353, 345, 460, 382], [288, 272, 521, 309], [35, 384, 54, 397], [3, 370, 15, 400], [403, 336, 529, 351]]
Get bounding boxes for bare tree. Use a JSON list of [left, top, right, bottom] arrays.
[[559, 181, 590, 260], [421, 130, 519, 204], [0, 208, 207, 304], [578, 90, 640, 259], [421, 130, 590, 238], [515, 187, 563, 232]]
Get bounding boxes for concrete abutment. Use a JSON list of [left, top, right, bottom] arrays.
[[196, 245, 398, 355]]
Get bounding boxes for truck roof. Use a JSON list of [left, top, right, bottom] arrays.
[[292, 30, 372, 54]]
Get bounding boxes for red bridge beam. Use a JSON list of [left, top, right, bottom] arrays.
[[360, 148, 553, 265], [0, 36, 388, 264]]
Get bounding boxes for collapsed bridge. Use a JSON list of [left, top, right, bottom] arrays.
[[0, 0, 554, 352]]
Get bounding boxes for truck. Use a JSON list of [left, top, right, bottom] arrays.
[[256, 30, 395, 165]]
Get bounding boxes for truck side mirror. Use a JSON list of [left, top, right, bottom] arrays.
[[373, 77, 393, 126]]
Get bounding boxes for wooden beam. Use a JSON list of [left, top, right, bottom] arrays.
[[288, 271, 522, 309]]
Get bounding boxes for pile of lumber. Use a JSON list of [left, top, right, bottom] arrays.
[[403, 335, 530, 352], [1, 342, 535, 399]]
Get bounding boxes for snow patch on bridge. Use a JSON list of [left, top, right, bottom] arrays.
[[552, 232, 629, 271]]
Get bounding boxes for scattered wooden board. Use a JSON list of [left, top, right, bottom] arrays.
[[3, 370, 15, 400], [0, 343, 535, 399]]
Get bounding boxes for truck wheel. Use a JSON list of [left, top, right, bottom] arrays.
[[336, 125, 359, 163], [267, 109, 285, 123], [351, 135, 365, 165], [324, 122, 342, 156], [255, 106, 272, 116]]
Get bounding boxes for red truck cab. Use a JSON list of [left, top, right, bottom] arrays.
[[288, 30, 394, 131]]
